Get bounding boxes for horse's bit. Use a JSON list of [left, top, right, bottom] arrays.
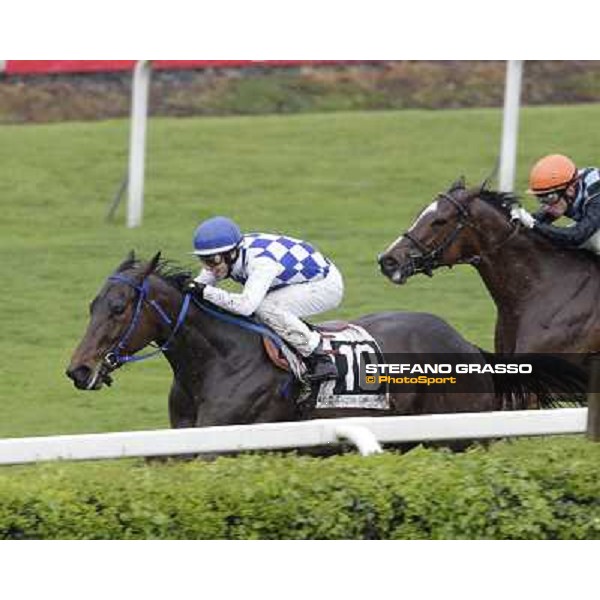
[[102, 274, 191, 370]]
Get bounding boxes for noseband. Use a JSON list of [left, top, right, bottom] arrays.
[[103, 274, 191, 370]]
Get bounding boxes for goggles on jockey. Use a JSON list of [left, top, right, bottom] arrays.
[[198, 253, 226, 268], [536, 190, 566, 206]]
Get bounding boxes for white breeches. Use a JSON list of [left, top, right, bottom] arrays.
[[254, 264, 344, 356]]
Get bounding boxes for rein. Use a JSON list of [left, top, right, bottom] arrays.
[[103, 274, 191, 369], [403, 192, 519, 275]]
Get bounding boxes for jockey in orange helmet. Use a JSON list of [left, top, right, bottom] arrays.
[[511, 154, 600, 253]]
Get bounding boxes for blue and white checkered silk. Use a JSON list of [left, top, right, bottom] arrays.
[[231, 233, 331, 290]]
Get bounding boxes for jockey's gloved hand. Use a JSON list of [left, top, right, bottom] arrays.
[[184, 279, 206, 300], [510, 206, 536, 229]]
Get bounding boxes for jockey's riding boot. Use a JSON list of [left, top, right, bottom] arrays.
[[306, 341, 338, 382]]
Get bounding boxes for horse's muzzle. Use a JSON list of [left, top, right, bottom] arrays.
[[378, 253, 409, 284], [66, 365, 94, 390], [66, 364, 113, 390]]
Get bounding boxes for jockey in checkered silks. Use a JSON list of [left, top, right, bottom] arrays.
[[185, 216, 344, 382]]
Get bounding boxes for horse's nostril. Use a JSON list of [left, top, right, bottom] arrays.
[[379, 255, 398, 272], [66, 365, 92, 388]]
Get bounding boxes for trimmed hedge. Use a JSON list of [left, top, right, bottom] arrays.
[[0, 437, 599, 539]]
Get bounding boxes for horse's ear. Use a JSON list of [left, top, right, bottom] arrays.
[[141, 251, 161, 279], [116, 250, 136, 272], [449, 176, 466, 192], [481, 160, 499, 192]]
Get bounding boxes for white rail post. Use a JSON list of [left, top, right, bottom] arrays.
[[127, 60, 152, 228], [498, 60, 524, 193], [333, 424, 383, 456]]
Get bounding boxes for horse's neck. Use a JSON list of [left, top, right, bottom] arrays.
[[164, 297, 263, 371], [476, 234, 541, 306], [162, 298, 286, 416], [476, 229, 594, 311]]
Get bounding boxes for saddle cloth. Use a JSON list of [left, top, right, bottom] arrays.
[[263, 322, 390, 410]]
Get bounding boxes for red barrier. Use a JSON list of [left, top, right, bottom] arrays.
[[2, 60, 349, 75]]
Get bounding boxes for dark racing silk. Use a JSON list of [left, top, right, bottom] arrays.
[[533, 167, 600, 249]]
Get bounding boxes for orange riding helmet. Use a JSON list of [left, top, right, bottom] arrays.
[[528, 154, 578, 195]]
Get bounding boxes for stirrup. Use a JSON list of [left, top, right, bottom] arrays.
[[306, 353, 338, 382]]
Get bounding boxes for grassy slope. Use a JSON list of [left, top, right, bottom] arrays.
[[1, 104, 599, 437]]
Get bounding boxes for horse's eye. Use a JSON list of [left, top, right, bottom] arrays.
[[110, 303, 126, 316], [431, 219, 447, 228]]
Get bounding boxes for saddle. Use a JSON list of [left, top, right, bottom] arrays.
[[193, 296, 388, 410], [262, 320, 351, 373]]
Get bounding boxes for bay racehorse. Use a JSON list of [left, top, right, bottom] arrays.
[[66, 252, 585, 435], [378, 178, 600, 355]]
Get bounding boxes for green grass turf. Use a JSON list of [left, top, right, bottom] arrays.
[[2, 104, 599, 437]]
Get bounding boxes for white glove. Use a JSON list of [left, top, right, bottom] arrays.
[[510, 206, 536, 229]]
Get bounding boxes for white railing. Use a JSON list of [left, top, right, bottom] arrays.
[[0, 408, 588, 465]]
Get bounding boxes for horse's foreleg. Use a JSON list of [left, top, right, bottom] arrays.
[[168, 379, 197, 429], [143, 379, 203, 463]]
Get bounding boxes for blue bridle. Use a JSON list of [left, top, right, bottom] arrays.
[[103, 274, 191, 369], [102, 273, 286, 371]]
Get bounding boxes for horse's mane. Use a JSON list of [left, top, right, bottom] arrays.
[[118, 256, 192, 291], [155, 261, 193, 291], [117, 253, 270, 329], [448, 177, 520, 218], [476, 189, 520, 216]]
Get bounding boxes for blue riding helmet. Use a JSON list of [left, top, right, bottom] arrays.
[[192, 216, 243, 256]]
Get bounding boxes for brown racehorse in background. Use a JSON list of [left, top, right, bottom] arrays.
[[378, 178, 600, 355]]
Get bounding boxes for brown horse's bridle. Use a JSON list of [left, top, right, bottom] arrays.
[[402, 192, 520, 277]]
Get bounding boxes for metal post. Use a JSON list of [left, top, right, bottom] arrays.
[[587, 356, 600, 441], [127, 60, 151, 228], [498, 60, 524, 193]]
